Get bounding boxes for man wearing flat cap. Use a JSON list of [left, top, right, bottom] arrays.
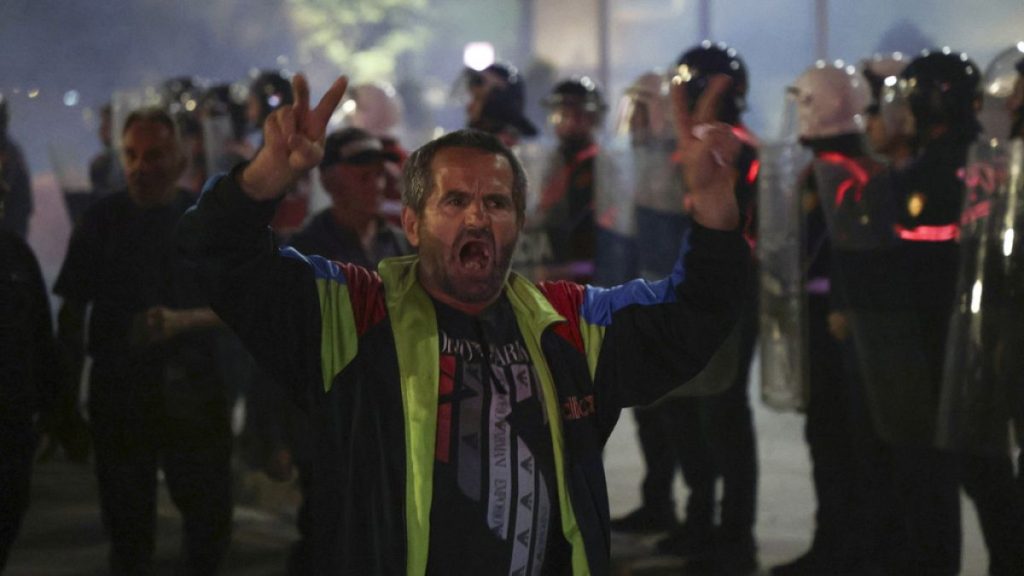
[[289, 127, 409, 265]]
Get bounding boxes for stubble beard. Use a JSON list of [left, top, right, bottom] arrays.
[[419, 228, 518, 305]]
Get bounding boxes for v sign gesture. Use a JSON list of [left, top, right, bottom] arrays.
[[240, 74, 350, 201], [672, 74, 742, 231]]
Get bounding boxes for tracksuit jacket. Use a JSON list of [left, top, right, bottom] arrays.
[[176, 167, 750, 575]]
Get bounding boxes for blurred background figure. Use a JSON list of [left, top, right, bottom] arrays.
[[849, 48, 1024, 576], [513, 76, 608, 284], [289, 127, 410, 266], [861, 54, 913, 167], [0, 179, 59, 572], [339, 81, 408, 222], [159, 76, 207, 196], [54, 108, 233, 576], [88, 103, 125, 199], [770, 61, 885, 576], [973, 43, 1024, 140], [1002, 48, 1024, 504], [462, 62, 538, 147], [247, 70, 309, 239], [198, 82, 252, 177], [1011, 55, 1024, 138], [609, 70, 689, 537], [0, 96, 32, 239], [656, 41, 762, 576], [937, 43, 1024, 576]]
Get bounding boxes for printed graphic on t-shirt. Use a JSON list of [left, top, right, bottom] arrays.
[[435, 328, 555, 576]]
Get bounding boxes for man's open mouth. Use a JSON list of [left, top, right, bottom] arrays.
[[458, 239, 493, 271]]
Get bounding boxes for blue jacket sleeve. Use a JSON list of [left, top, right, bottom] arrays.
[[586, 224, 751, 408]]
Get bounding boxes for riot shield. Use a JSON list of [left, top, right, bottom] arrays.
[[937, 138, 1024, 455], [200, 82, 253, 177], [202, 113, 251, 176], [110, 86, 164, 152], [758, 140, 812, 411], [592, 143, 636, 287], [631, 142, 687, 281]]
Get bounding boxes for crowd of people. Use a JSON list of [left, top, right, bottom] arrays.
[[1, 35, 1023, 576]]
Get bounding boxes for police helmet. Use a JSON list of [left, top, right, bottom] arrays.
[[675, 41, 748, 124], [900, 49, 982, 140]]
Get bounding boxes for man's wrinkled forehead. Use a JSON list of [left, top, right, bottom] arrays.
[[427, 147, 514, 195], [122, 120, 179, 151]]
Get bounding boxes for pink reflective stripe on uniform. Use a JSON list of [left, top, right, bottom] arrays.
[[746, 159, 760, 185], [731, 125, 760, 148], [817, 152, 870, 206], [895, 224, 960, 242]]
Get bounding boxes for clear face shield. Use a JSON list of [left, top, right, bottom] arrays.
[[612, 76, 673, 148], [781, 85, 805, 143], [878, 77, 916, 146], [612, 94, 647, 145], [979, 44, 1024, 139], [201, 83, 251, 176]]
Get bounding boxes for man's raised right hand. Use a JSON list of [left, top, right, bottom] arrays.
[[240, 74, 349, 201]]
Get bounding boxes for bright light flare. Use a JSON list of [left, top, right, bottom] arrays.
[[971, 280, 983, 314], [463, 42, 495, 71], [1004, 228, 1015, 257]]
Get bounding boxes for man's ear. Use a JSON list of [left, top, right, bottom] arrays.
[[401, 205, 420, 247]]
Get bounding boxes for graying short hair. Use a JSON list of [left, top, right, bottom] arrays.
[[121, 106, 181, 142], [401, 129, 527, 222]]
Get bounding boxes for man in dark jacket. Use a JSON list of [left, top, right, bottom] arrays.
[[177, 73, 748, 576], [55, 108, 233, 576], [0, 180, 59, 571]]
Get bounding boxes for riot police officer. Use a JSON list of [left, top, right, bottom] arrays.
[[771, 62, 887, 576], [657, 41, 760, 576], [609, 71, 688, 536], [463, 62, 538, 148], [513, 77, 608, 284], [854, 49, 1024, 576], [938, 45, 1024, 576]]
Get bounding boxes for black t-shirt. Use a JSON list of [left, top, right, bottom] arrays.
[[426, 296, 570, 576], [53, 190, 223, 421]]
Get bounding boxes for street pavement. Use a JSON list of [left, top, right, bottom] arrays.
[[5, 369, 989, 575]]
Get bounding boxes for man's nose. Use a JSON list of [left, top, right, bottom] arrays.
[[465, 197, 491, 226]]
